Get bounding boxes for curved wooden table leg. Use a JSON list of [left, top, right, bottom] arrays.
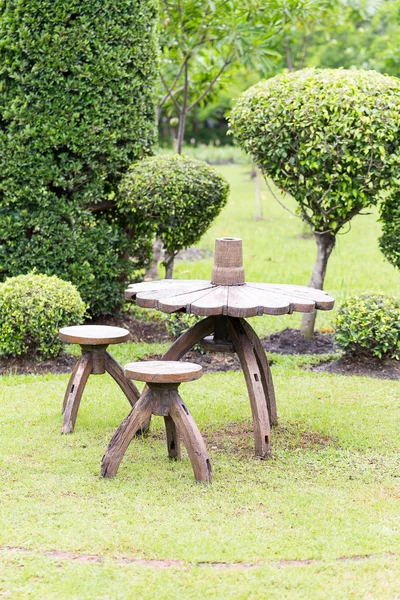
[[240, 319, 278, 426], [104, 352, 140, 407], [61, 353, 93, 434], [101, 390, 154, 478], [170, 395, 212, 483], [228, 317, 272, 459], [161, 316, 215, 361], [164, 415, 181, 460], [62, 358, 81, 414]]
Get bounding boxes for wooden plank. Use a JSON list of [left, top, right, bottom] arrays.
[[125, 280, 209, 301], [156, 286, 217, 313], [248, 283, 335, 310], [164, 415, 181, 460], [227, 286, 291, 317], [59, 325, 129, 345], [189, 286, 229, 316]]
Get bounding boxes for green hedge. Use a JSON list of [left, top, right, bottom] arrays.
[[335, 294, 400, 360], [379, 193, 400, 272], [118, 155, 229, 256], [0, 273, 86, 359], [0, 1, 158, 316]]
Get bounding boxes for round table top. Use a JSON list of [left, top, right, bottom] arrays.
[[125, 279, 335, 318], [59, 325, 130, 345], [124, 360, 203, 383]]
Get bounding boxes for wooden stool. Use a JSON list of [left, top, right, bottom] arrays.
[[59, 325, 140, 435], [101, 361, 212, 483]]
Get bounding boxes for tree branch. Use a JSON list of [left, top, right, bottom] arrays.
[[159, 71, 182, 112], [186, 59, 232, 111]]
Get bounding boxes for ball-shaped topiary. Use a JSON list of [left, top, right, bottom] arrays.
[[335, 294, 400, 360], [379, 193, 400, 272], [230, 68, 400, 336], [0, 273, 86, 359], [117, 154, 230, 257], [0, 0, 158, 316]]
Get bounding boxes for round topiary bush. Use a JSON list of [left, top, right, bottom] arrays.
[[117, 154, 230, 273], [0, 273, 86, 359], [230, 68, 400, 336], [379, 192, 400, 272], [335, 294, 400, 360]]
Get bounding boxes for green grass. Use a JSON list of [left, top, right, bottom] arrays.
[[1, 166, 399, 598]]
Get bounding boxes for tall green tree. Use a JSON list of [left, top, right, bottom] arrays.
[[158, 0, 281, 153]]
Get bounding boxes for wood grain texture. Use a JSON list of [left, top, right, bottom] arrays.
[[240, 319, 278, 427], [161, 317, 215, 361], [62, 358, 81, 414], [228, 317, 272, 458], [125, 280, 334, 317], [170, 396, 212, 482], [124, 361, 203, 384], [59, 325, 130, 345], [61, 353, 93, 434], [104, 353, 140, 407], [101, 389, 154, 478]]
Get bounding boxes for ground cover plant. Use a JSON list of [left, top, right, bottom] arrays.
[[0, 166, 399, 598]]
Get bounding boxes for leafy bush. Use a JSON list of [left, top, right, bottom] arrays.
[[335, 294, 400, 359], [0, 1, 158, 316], [118, 154, 230, 257], [230, 68, 400, 336], [0, 273, 86, 359], [379, 192, 400, 272]]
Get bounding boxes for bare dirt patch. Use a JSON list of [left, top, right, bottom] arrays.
[[91, 313, 170, 343], [311, 355, 400, 380], [0, 352, 76, 377], [263, 328, 337, 355]]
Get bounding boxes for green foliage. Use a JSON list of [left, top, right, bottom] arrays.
[[230, 68, 400, 235], [161, 312, 201, 339], [0, 273, 86, 359], [118, 155, 229, 255], [335, 294, 400, 360], [0, 0, 158, 316], [379, 192, 400, 272]]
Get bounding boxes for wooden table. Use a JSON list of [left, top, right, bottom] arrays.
[[126, 238, 334, 458]]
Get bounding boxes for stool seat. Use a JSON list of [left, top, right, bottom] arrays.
[[59, 325, 130, 346], [124, 361, 202, 384]]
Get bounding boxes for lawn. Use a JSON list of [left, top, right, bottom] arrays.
[[0, 165, 399, 599]]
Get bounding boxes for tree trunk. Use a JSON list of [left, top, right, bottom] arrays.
[[164, 251, 176, 279], [145, 236, 163, 280], [300, 232, 336, 338]]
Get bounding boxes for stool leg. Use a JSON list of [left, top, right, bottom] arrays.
[[61, 353, 93, 434], [101, 390, 154, 478], [170, 395, 212, 483], [104, 352, 140, 407], [62, 358, 81, 414], [164, 415, 181, 460]]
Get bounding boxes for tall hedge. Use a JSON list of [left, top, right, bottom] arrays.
[[0, 0, 158, 316], [379, 193, 400, 272]]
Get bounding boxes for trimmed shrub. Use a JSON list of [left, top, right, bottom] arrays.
[[230, 68, 400, 336], [379, 193, 400, 271], [335, 294, 400, 360], [117, 155, 230, 257], [0, 273, 86, 359], [0, 1, 158, 316]]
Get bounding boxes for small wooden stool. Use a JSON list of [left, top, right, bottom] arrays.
[[59, 325, 140, 435], [101, 361, 212, 483]]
